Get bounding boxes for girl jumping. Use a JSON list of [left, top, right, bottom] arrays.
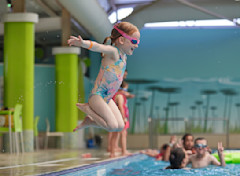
[[67, 22, 140, 132]]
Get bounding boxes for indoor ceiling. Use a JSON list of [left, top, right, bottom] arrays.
[[0, 0, 239, 48]]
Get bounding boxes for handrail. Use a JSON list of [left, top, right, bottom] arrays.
[[148, 117, 230, 148]]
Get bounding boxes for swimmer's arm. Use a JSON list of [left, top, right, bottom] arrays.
[[124, 92, 135, 99], [217, 142, 226, 167], [146, 152, 158, 157], [141, 149, 157, 157], [68, 35, 117, 58], [162, 145, 170, 161], [210, 155, 221, 166]]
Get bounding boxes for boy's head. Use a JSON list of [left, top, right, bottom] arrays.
[[194, 137, 208, 156], [182, 133, 194, 150], [169, 148, 187, 169]]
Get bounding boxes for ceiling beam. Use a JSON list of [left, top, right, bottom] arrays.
[[175, 0, 239, 25], [35, 0, 58, 17], [12, 0, 25, 12], [58, 0, 112, 43]]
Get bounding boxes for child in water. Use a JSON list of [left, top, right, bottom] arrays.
[[188, 137, 225, 168], [166, 147, 188, 169], [68, 22, 140, 132]]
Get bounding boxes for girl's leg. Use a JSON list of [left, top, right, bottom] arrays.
[[77, 95, 124, 131], [110, 132, 119, 158], [108, 132, 121, 153], [89, 95, 123, 131], [121, 129, 130, 156], [114, 132, 122, 152], [76, 103, 109, 130], [107, 99, 125, 130], [107, 132, 112, 152], [107, 99, 126, 153], [115, 132, 121, 152]]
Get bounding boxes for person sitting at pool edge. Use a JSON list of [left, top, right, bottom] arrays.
[[165, 147, 188, 169], [188, 137, 226, 168]]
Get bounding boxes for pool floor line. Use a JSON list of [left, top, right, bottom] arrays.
[[40, 153, 141, 176]]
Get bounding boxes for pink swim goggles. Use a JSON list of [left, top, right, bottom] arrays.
[[113, 25, 140, 45]]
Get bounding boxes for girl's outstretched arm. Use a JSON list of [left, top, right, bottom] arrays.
[[68, 35, 118, 58]]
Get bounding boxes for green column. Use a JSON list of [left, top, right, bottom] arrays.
[[52, 47, 80, 132], [78, 59, 85, 120], [3, 13, 38, 152], [53, 47, 80, 149]]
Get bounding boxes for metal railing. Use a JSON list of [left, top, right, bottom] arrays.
[[148, 117, 229, 149]]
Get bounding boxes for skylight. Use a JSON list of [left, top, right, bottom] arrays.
[[108, 8, 134, 24], [144, 19, 240, 28]]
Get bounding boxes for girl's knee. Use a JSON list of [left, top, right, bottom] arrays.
[[108, 121, 119, 132], [108, 122, 124, 132], [118, 122, 125, 131], [89, 95, 101, 105]]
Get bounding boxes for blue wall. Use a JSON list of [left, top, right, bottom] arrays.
[[0, 64, 56, 131], [128, 27, 240, 79], [123, 27, 240, 132], [87, 26, 240, 132], [34, 65, 56, 132]]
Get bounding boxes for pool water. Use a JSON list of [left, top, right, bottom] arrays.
[[107, 154, 240, 176], [45, 153, 240, 176]]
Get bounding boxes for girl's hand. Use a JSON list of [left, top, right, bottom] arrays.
[[217, 142, 226, 167], [218, 142, 224, 155], [68, 35, 83, 47]]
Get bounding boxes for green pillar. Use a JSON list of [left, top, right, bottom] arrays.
[[78, 59, 85, 120], [53, 47, 80, 148], [3, 13, 38, 152]]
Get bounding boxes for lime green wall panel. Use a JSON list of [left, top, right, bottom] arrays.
[[4, 22, 34, 130], [55, 54, 78, 132]]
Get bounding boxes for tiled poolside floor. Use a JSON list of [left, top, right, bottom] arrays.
[[0, 149, 122, 176]]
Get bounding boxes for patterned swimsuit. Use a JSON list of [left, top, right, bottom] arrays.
[[90, 49, 126, 103]]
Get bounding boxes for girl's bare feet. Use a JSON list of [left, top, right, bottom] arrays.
[[73, 116, 97, 132], [122, 151, 132, 156], [116, 147, 122, 152], [110, 153, 116, 158], [76, 103, 107, 128]]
